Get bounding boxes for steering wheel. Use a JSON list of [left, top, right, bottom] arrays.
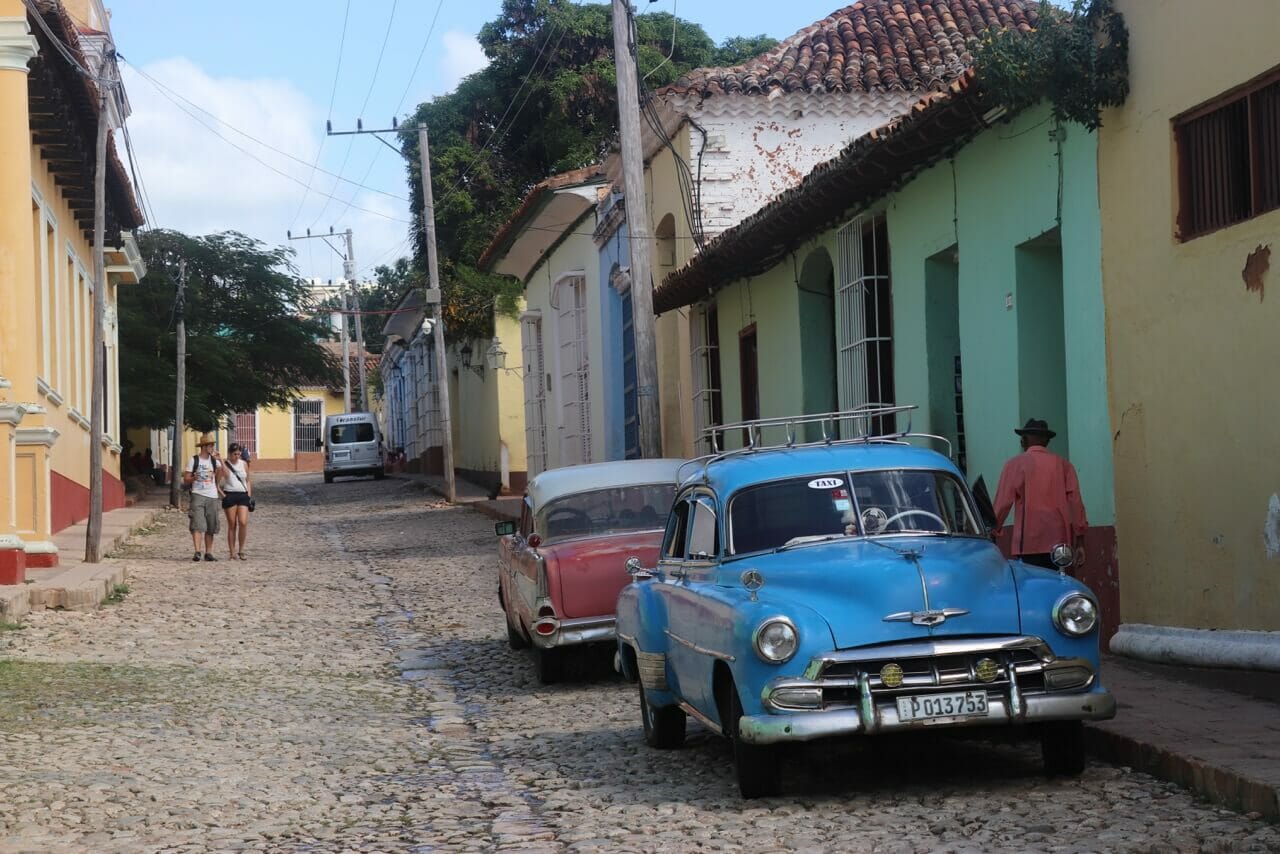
[[883, 509, 947, 532], [545, 506, 593, 531]]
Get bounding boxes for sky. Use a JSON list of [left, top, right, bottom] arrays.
[[107, 0, 847, 286]]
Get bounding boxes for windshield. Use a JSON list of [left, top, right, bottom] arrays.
[[536, 483, 675, 542], [728, 469, 982, 555], [330, 423, 375, 444]]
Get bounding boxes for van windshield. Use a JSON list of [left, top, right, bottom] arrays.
[[330, 423, 375, 444]]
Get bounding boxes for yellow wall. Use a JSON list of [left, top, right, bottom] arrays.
[[1099, 0, 1280, 631], [450, 309, 527, 487]]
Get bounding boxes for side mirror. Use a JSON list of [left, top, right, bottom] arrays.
[[1050, 543, 1075, 569], [314, 437, 322, 449], [494, 521, 516, 537], [625, 556, 653, 580]]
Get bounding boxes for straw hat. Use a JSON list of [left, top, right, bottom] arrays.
[[197, 432, 217, 446]]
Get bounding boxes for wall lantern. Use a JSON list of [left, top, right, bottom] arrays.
[[486, 338, 507, 371]]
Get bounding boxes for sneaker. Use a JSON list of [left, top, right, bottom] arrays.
[[192, 551, 201, 562], [203, 553, 217, 562]]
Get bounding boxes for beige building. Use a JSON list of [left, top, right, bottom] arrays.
[[1099, 0, 1280, 665], [1, 0, 145, 579]]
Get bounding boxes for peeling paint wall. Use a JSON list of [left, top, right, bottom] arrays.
[[1099, 0, 1280, 632]]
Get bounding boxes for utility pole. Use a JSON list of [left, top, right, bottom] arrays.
[[612, 0, 662, 459], [86, 49, 115, 563], [168, 259, 187, 510], [344, 228, 368, 411], [339, 280, 352, 411], [326, 120, 456, 502]]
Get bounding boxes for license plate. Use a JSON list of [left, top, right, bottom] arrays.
[[895, 691, 989, 723]]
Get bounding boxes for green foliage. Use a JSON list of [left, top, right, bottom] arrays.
[[119, 229, 340, 431], [315, 256, 417, 354], [974, 0, 1128, 131], [712, 35, 779, 67], [105, 583, 130, 604], [399, 0, 771, 342]]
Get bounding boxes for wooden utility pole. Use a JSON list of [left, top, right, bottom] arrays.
[[85, 50, 114, 563], [344, 228, 368, 410], [612, 0, 662, 458], [417, 125, 456, 503], [339, 280, 352, 411], [168, 259, 187, 509]]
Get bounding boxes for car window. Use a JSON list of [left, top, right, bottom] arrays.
[[535, 483, 675, 543], [518, 498, 533, 538], [687, 495, 718, 560], [662, 498, 691, 559], [727, 469, 982, 554], [329, 423, 375, 444]]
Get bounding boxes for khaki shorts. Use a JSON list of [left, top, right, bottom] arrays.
[[189, 493, 221, 534]]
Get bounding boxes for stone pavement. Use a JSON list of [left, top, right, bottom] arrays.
[[390, 470, 522, 523], [0, 471, 1276, 852]]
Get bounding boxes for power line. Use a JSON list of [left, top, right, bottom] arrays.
[[125, 64, 412, 224], [291, 0, 353, 230], [119, 57, 408, 203]]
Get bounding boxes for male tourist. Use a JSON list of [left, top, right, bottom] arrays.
[[992, 418, 1087, 570], [183, 433, 225, 562]]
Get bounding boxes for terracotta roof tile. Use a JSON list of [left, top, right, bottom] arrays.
[[663, 0, 1037, 97]]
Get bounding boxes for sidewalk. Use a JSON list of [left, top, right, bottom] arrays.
[[1087, 655, 1280, 821], [389, 471, 522, 523], [0, 489, 169, 622]]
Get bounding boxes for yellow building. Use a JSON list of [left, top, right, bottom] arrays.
[[1099, 0, 1280, 659], [1, 0, 145, 579]]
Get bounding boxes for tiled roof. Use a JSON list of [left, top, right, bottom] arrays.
[[654, 71, 990, 313], [663, 0, 1038, 97], [476, 164, 606, 274]]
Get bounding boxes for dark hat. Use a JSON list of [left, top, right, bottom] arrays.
[[1015, 418, 1056, 439]]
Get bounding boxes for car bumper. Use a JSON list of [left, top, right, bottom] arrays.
[[531, 615, 616, 649], [738, 689, 1116, 745]]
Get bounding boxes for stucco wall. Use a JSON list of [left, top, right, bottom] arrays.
[[888, 104, 1113, 527], [1099, 0, 1280, 631]]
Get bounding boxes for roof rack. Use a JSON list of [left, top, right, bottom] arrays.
[[677, 404, 953, 485]]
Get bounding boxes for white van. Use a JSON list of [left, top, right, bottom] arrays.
[[319, 412, 385, 483]]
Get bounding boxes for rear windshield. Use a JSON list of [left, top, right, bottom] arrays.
[[728, 469, 981, 554], [330, 423, 375, 444], [536, 483, 676, 542]]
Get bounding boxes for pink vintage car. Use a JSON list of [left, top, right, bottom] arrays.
[[495, 459, 684, 683]]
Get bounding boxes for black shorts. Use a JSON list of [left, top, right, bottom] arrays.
[[222, 492, 252, 509]]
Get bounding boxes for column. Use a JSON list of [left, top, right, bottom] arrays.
[[0, 12, 38, 583], [16, 422, 59, 567]]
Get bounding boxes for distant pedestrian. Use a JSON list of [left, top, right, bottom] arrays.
[[183, 433, 225, 562], [993, 418, 1087, 571], [222, 443, 253, 561]]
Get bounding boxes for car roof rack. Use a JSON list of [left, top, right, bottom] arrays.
[[676, 404, 954, 485]]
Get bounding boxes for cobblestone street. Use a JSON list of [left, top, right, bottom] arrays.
[[1, 473, 1277, 852]]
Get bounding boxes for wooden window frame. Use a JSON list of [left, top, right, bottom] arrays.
[[1174, 64, 1280, 241]]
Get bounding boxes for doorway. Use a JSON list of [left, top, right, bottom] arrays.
[[797, 248, 837, 441], [925, 247, 964, 470], [739, 324, 759, 445], [1015, 231, 1068, 456]]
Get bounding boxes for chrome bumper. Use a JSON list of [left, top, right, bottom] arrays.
[[531, 615, 616, 649], [737, 690, 1116, 745]]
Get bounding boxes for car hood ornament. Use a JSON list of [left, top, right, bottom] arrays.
[[741, 569, 765, 601], [883, 607, 970, 627]]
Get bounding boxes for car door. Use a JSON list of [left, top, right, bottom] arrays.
[[501, 498, 538, 630], [661, 491, 722, 712]]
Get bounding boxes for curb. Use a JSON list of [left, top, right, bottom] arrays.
[[1085, 724, 1279, 821]]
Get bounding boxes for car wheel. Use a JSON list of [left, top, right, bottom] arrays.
[[728, 682, 781, 798], [534, 647, 561, 684], [506, 616, 529, 650], [1041, 720, 1086, 776], [639, 682, 686, 749], [323, 472, 334, 484]]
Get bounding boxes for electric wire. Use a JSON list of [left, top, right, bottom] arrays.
[[125, 65, 412, 224], [118, 57, 409, 202], [290, 0, 352, 230]]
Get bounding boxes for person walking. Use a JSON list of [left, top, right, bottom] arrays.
[[992, 418, 1087, 571], [183, 433, 225, 562], [222, 443, 253, 560]]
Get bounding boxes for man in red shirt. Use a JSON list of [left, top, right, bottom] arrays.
[[993, 419, 1087, 570]]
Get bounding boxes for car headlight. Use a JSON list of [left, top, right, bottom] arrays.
[[1053, 592, 1099, 637], [753, 617, 799, 663]]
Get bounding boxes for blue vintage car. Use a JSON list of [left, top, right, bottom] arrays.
[[615, 409, 1116, 798]]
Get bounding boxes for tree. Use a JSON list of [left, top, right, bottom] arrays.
[[315, 256, 418, 355], [119, 229, 340, 431], [712, 35, 779, 67], [397, 1, 774, 342]]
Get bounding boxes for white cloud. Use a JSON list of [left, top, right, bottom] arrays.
[[121, 58, 413, 283], [436, 31, 489, 94]]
